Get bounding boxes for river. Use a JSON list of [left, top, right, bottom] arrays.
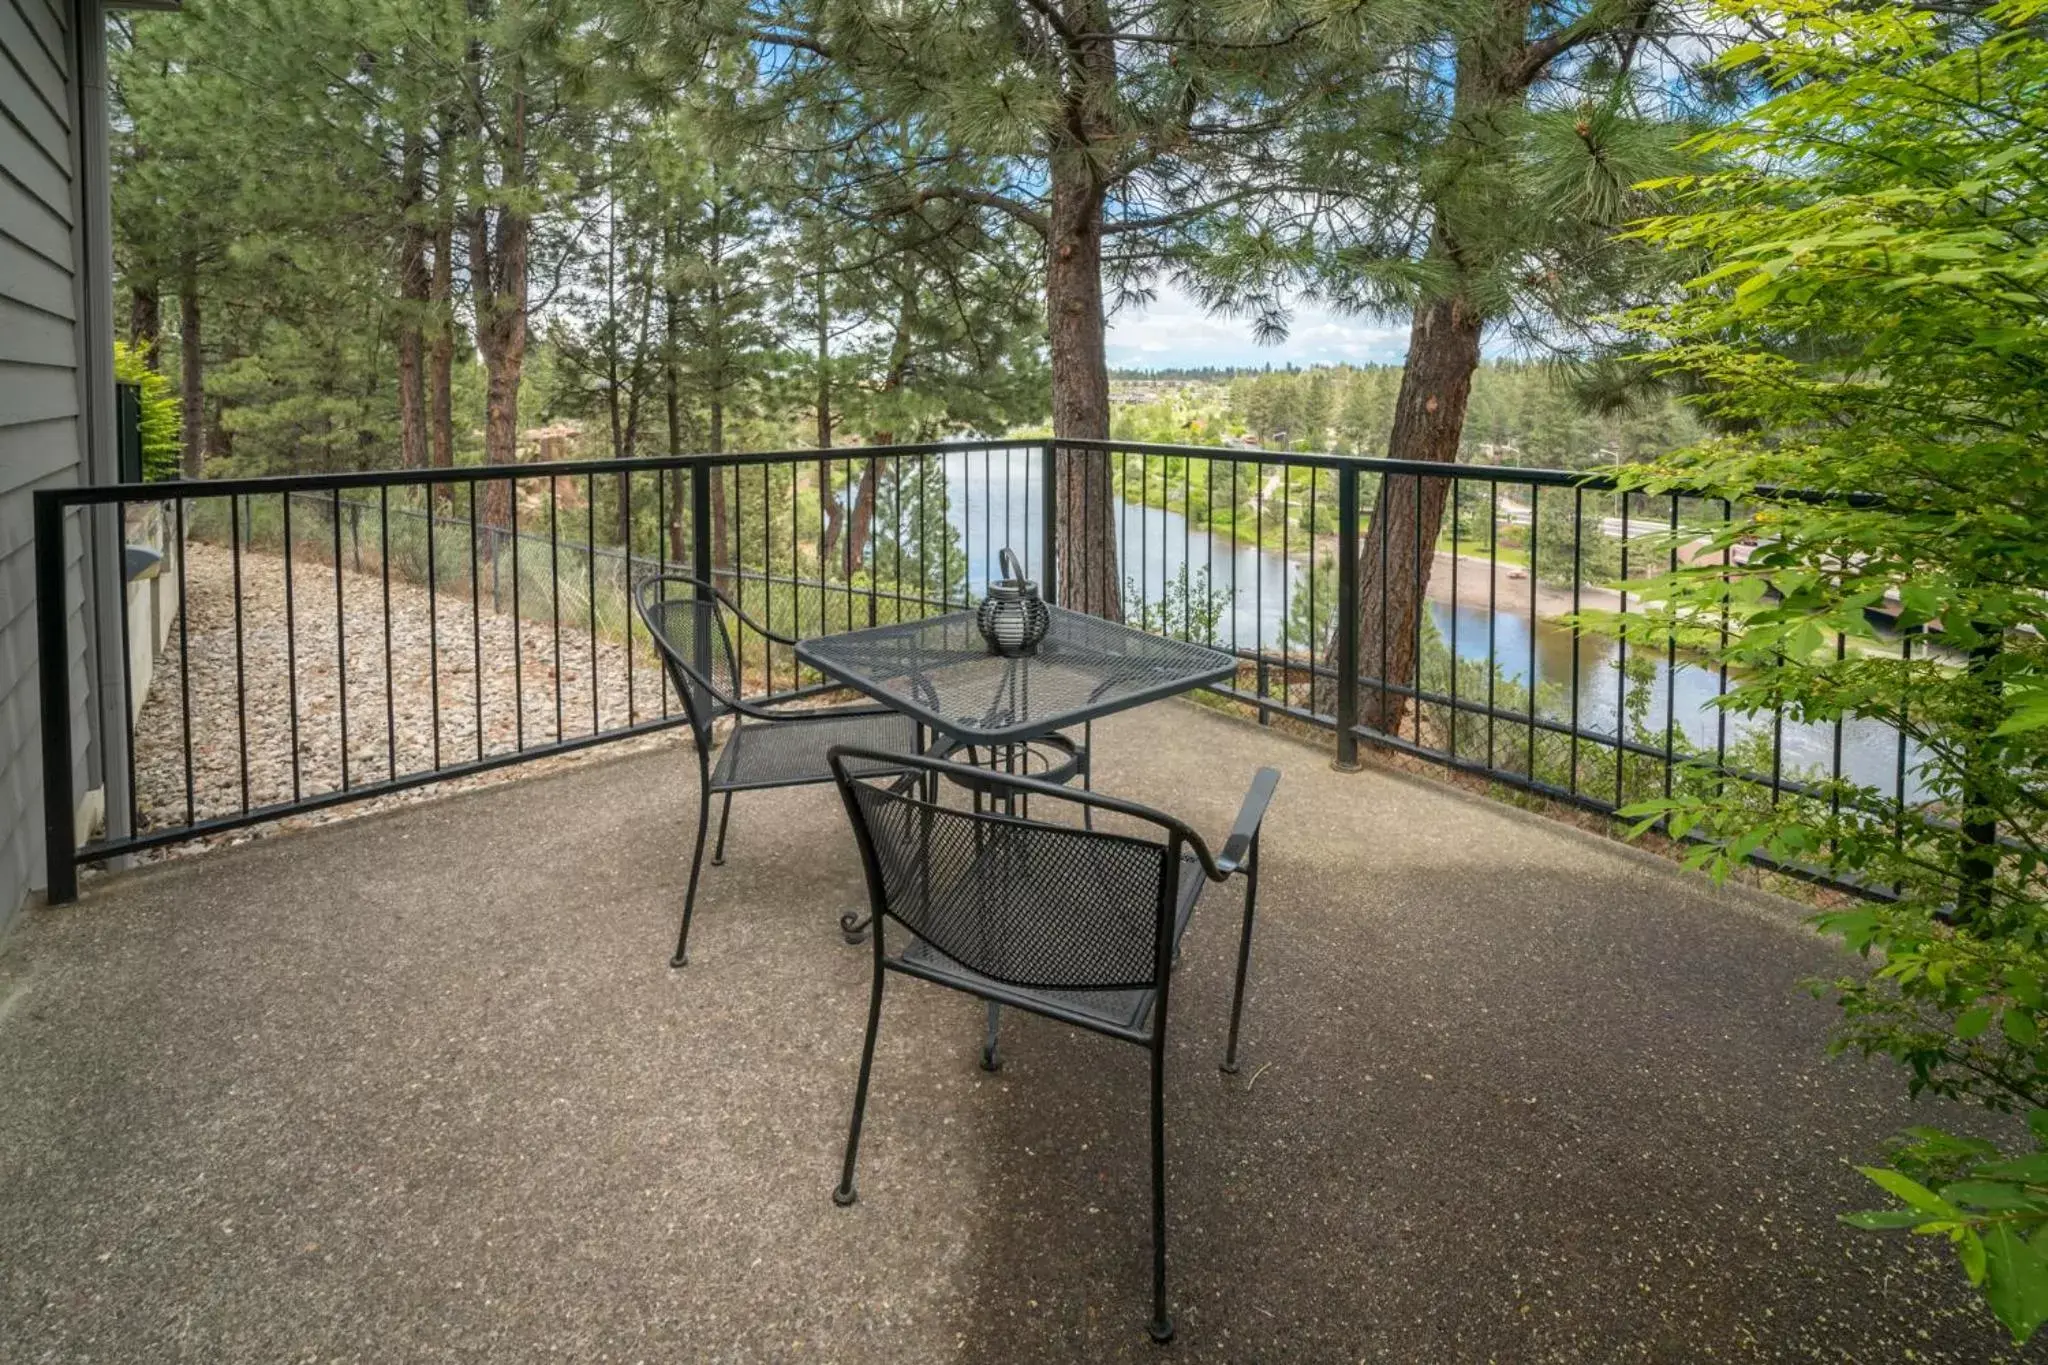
[[940, 450, 1928, 801]]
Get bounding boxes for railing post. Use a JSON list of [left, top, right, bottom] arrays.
[[1040, 439, 1058, 603], [1333, 464, 1362, 772], [690, 457, 715, 585], [690, 457, 716, 678], [1957, 628, 2002, 927], [34, 491, 79, 905]]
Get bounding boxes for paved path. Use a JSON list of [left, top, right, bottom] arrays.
[[0, 704, 2016, 1361]]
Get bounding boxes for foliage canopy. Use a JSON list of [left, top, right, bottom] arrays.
[[1595, 0, 2048, 1340]]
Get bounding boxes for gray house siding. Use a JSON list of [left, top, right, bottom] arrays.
[[0, 0, 95, 927]]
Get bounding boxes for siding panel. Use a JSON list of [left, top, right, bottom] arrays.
[[0, 295, 71, 364], [0, 9, 69, 157], [0, 0, 84, 928], [0, 361, 79, 425], [15, 0, 63, 69], [0, 231, 74, 315], [0, 111, 71, 220], [0, 416, 81, 504], [0, 168, 71, 258]]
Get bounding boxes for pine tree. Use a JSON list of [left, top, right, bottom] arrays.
[[705, 0, 1369, 616], [1268, 0, 1733, 729]]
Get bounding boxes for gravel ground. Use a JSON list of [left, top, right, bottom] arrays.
[[130, 537, 676, 858]]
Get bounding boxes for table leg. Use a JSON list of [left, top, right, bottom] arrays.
[[980, 1001, 1002, 1072]]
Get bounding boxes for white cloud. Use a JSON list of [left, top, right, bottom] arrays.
[[1105, 281, 1410, 370]]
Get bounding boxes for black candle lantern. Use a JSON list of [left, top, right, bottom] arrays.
[[976, 548, 1050, 657]]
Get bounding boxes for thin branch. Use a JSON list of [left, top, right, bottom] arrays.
[[909, 185, 1051, 237]]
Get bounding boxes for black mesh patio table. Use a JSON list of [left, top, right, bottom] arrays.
[[795, 607, 1237, 744]]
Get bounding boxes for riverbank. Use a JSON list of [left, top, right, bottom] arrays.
[[1430, 550, 1625, 619]]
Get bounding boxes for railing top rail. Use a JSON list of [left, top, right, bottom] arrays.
[[30, 438, 1044, 505], [32, 434, 1859, 509], [1051, 437, 1869, 506]]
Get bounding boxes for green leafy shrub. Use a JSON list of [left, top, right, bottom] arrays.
[[113, 340, 181, 480], [1590, 0, 2048, 1341]]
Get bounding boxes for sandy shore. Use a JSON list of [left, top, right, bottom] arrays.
[[1428, 550, 1625, 619]]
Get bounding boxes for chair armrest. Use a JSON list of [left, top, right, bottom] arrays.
[[721, 595, 802, 650], [1212, 767, 1281, 877]]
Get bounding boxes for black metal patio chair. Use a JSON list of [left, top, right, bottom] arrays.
[[634, 574, 919, 968], [824, 744, 1280, 1343]]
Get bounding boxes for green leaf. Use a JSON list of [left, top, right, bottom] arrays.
[[1956, 1007, 1995, 1040], [1960, 1228, 1989, 1285], [1979, 1154, 2048, 1184], [1994, 688, 2048, 736], [1943, 1181, 2048, 1212], [2006, 1009, 2040, 1050], [1980, 1222, 2048, 1343], [1841, 1208, 1943, 1230], [2012, 972, 2044, 1010], [1859, 1165, 1961, 1217]]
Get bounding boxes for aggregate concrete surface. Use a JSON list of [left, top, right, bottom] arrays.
[[0, 703, 2018, 1362]]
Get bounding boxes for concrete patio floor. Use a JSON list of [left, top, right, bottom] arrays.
[[0, 701, 2016, 1362]]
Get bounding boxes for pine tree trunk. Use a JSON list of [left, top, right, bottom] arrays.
[[1047, 161, 1120, 618], [428, 220, 456, 509], [206, 397, 234, 464], [840, 298, 910, 581], [708, 401, 729, 583], [616, 277, 652, 548], [665, 287, 686, 562], [605, 361, 624, 457], [616, 382, 641, 549], [178, 279, 203, 477], [396, 278, 428, 470], [815, 272, 847, 574], [1319, 0, 1534, 735], [1327, 291, 1483, 733], [130, 284, 160, 369], [603, 183, 625, 461], [470, 196, 529, 525], [846, 458, 879, 575], [701, 191, 733, 586], [668, 467, 687, 563], [478, 301, 525, 524], [396, 134, 430, 470], [1045, 10, 1121, 620], [664, 290, 682, 456], [819, 457, 845, 573], [815, 267, 831, 449], [467, 64, 529, 526]]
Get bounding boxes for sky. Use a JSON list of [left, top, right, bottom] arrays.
[[1105, 280, 1411, 372]]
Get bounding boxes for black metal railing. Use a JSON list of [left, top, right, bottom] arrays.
[[33, 438, 1929, 902]]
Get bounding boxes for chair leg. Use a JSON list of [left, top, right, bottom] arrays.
[[1222, 842, 1261, 1074], [980, 1001, 1002, 1072], [1147, 1038, 1174, 1344], [672, 786, 713, 968], [834, 964, 886, 1207], [1082, 722, 1095, 830], [709, 791, 735, 865]]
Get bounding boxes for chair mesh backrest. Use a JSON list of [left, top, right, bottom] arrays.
[[639, 584, 742, 735], [845, 779, 1174, 992]]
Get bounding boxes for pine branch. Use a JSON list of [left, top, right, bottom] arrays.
[[908, 185, 1051, 237]]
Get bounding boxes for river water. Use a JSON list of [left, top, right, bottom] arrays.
[[941, 450, 1926, 800]]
